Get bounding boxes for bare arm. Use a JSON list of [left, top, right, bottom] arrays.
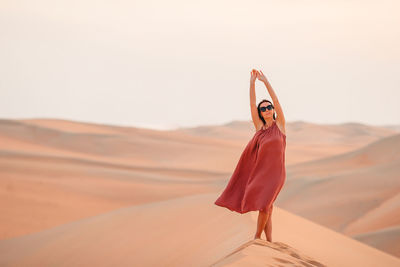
[[257, 71, 286, 130], [250, 80, 256, 106], [250, 70, 263, 130]]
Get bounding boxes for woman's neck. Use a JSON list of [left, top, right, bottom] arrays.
[[265, 119, 274, 127]]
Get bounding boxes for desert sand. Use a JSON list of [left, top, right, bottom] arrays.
[[0, 193, 399, 266], [0, 118, 399, 266]]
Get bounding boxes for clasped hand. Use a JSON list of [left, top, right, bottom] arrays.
[[250, 69, 268, 84]]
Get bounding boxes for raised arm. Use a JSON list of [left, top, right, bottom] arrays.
[[250, 69, 263, 130], [257, 70, 286, 130]]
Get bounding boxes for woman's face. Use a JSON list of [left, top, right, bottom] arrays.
[[260, 102, 274, 120]]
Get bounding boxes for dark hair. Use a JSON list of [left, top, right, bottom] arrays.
[[257, 99, 276, 125]]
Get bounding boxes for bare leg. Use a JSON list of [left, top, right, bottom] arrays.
[[263, 205, 273, 242], [254, 209, 269, 239]]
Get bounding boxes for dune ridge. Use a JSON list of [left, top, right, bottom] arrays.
[[211, 239, 327, 267]]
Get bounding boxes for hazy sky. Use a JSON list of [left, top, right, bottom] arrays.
[[1, 0, 399, 129]]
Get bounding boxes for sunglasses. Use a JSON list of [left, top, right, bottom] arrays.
[[260, 105, 274, 112]]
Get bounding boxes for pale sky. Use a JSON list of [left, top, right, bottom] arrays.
[[1, 0, 399, 130]]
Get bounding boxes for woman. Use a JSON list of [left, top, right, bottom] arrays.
[[214, 69, 286, 242]]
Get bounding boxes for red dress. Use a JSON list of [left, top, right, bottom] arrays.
[[214, 120, 286, 213]]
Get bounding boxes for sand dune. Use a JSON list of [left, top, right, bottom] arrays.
[[0, 149, 222, 239], [0, 119, 246, 173], [1, 193, 399, 266], [212, 239, 327, 267], [278, 133, 400, 257], [353, 225, 400, 258], [178, 120, 398, 165], [345, 192, 400, 236], [0, 193, 254, 266], [20, 118, 128, 135], [1, 118, 399, 263], [14, 118, 399, 167]]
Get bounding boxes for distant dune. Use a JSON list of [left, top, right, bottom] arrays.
[[1, 118, 397, 171], [177, 120, 398, 166]]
